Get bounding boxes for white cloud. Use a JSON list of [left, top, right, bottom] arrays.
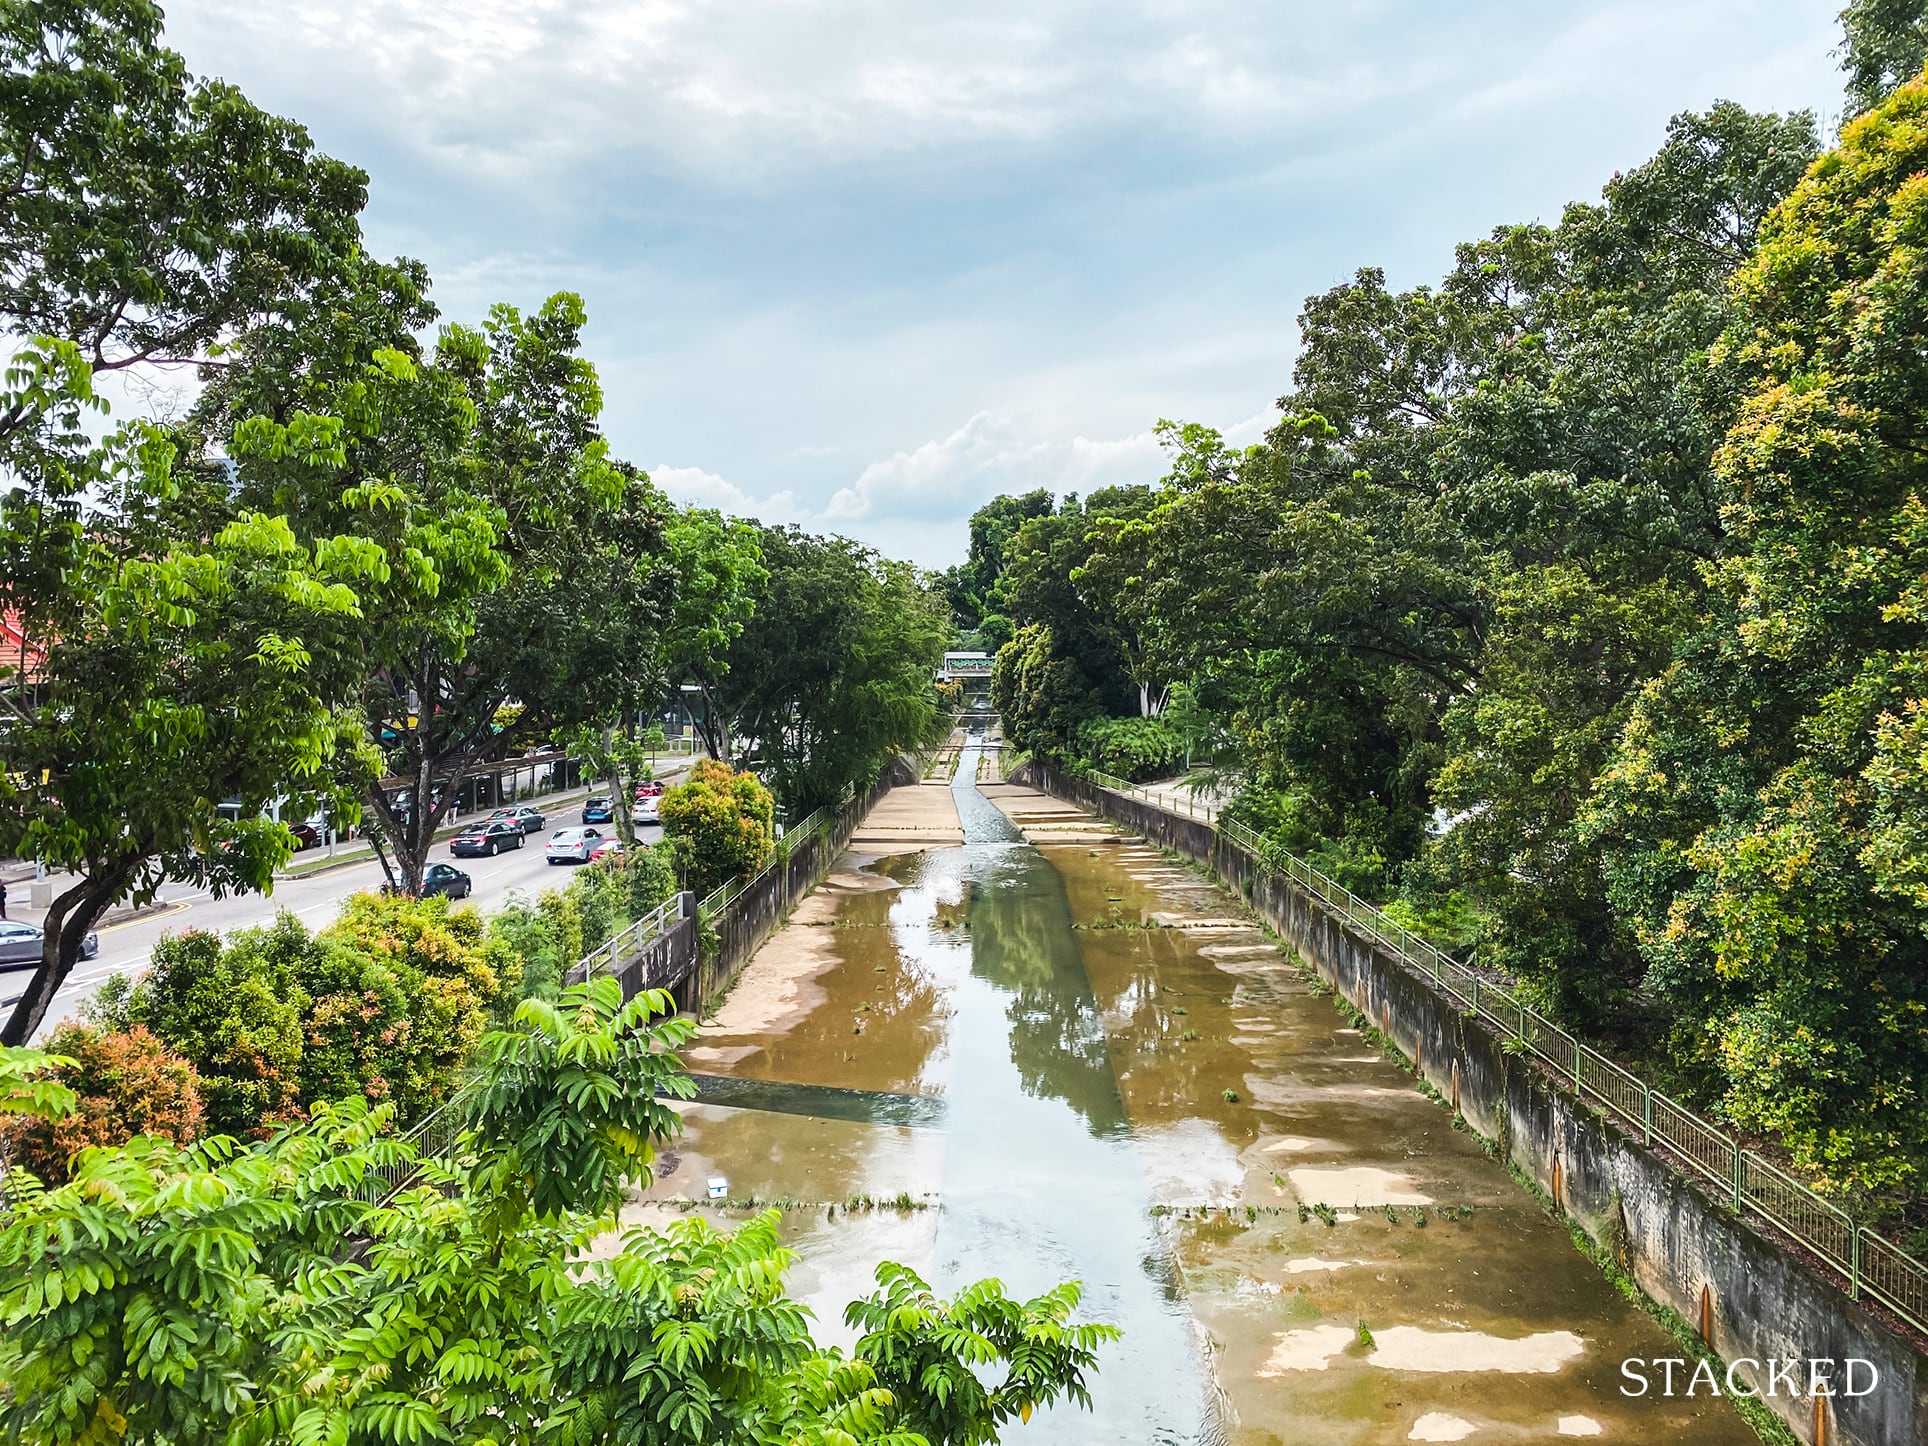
[[649, 464, 800, 523], [824, 412, 1162, 523], [154, 1, 1843, 570]]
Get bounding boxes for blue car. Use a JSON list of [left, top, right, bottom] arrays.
[[582, 795, 614, 824]]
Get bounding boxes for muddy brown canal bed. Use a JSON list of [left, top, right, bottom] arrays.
[[632, 751, 1760, 1445]]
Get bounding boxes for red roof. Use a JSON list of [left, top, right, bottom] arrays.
[[0, 610, 49, 684]]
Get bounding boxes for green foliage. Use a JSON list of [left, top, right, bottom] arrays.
[[0, 0, 381, 1042], [90, 896, 520, 1143], [1840, 0, 1928, 114], [0, 991, 1116, 1446], [465, 978, 695, 1225], [490, 850, 682, 1008], [0, 1047, 77, 1125], [661, 758, 776, 897], [1, 1024, 202, 1182], [991, 621, 1105, 757], [1072, 715, 1185, 782], [843, 1265, 1117, 1444], [129, 927, 305, 1136], [710, 526, 949, 812], [1582, 75, 1928, 1198]]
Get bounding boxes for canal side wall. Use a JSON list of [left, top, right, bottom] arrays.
[[1018, 759, 1928, 1446], [608, 894, 700, 1003], [679, 770, 902, 1015]]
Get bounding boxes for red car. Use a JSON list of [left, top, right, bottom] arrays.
[[589, 836, 625, 862]]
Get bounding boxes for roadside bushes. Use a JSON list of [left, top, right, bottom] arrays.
[[80, 893, 516, 1146], [660, 758, 775, 896], [2, 1024, 202, 1181], [20, 849, 684, 1174]]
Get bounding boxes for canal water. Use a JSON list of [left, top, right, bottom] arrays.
[[632, 746, 1760, 1445]]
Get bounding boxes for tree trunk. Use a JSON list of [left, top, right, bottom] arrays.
[[1, 867, 132, 1045]]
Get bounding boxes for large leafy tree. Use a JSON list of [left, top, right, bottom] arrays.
[[0, 0, 383, 1041], [1840, 0, 1928, 114], [0, 0, 366, 433], [1104, 104, 1817, 1013], [204, 284, 631, 893], [1585, 75, 1928, 1199], [0, 980, 1117, 1446], [934, 486, 1053, 649], [714, 526, 948, 815], [0, 342, 382, 1045]]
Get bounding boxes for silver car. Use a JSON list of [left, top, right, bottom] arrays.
[[546, 826, 605, 864], [0, 918, 100, 967]]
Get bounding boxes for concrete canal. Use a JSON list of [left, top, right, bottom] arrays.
[[631, 744, 1761, 1444]]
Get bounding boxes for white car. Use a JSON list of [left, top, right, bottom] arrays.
[[631, 793, 660, 825], [546, 826, 605, 864]]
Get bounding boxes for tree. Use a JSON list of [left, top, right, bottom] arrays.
[[124, 929, 305, 1136], [0, 0, 367, 437], [712, 526, 948, 814], [659, 758, 774, 897], [0, 342, 383, 1044], [934, 486, 1053, 646], [0, 981, 1118, 1446], [657, 507, 766, 762], [1841, 0, 1928, 114], [207, 287, 632, 894], [1584, 75, 1928, 1199]]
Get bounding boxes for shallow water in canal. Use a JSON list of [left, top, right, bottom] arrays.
[[633, 750, 1759, 1445]]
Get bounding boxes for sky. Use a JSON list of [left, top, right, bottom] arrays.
[[163, 0, 1845, 568]]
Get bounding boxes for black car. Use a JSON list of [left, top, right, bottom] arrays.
[[490, 805, 547, 834], [422, 862, 472, 899], [581, 795, 614, 825], [450, 820, 524, 858]]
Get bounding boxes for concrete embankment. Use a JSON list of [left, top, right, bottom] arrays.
[[1017, 758, 1928, 1446]]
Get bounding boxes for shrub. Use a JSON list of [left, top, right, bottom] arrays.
[[1074, 715, 1185, 782], [2, 1025, 202, 1182], [132, 924, 307, 1136], [660, 758, 775, 896], [319, 892, 514, 1118]]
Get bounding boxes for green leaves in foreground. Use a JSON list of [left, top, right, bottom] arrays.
[[465, 977, 696, 1225], [0, 985, 1118, 1446]]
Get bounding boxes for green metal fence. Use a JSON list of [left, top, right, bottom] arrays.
[[1060, 761, 1928, 1339]]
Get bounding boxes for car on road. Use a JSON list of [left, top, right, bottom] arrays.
[[581, 795, 614, 825], [588, 835, 624, 861], [547, 826, 604, 864], [421, 862, 473, 899], [634, 781, 665, 799], [287, 821, 321, 851], [0, 919, 98, 967], [450, 820, 525, 858], [632, 792, 661, 825], [489, 805, 547, 834]]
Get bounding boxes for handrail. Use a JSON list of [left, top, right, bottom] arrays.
[[1052, 758, 1928, 1339]]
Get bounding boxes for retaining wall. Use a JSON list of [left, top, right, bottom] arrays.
[[1020, 759, 1928, 1446], [606, 893, 700, 1002], [678, 770, 901, 1015]]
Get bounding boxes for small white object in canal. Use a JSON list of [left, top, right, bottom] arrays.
[[707, 1176, 729, 1199], [1407, 1414, 1477, 1442]]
